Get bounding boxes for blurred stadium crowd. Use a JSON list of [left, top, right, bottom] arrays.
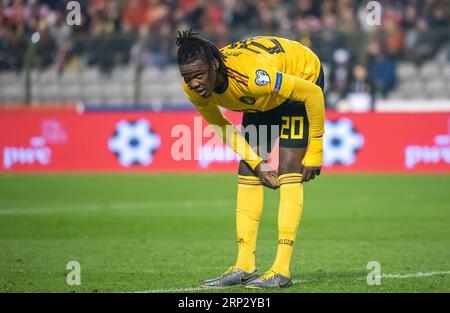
[[0, 0, 449, 109]]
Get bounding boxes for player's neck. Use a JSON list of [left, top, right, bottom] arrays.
[[215, 71, 225, 89], [213, 71, 228, 94]]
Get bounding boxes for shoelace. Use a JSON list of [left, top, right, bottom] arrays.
[[261, 270, 276, 281], [221, 266, 236, 277]]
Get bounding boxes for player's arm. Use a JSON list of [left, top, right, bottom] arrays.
[[195, 102, 263, 170], [183, 82, 279, 188], [249, 68, 325, 180], [183, 84, 263, 170], [281, 74, 325, 173], [196, 103, 279, 188]]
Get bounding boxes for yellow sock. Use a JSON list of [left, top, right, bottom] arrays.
[[271, 173, 304, 277], [234, 175, 264, 273]]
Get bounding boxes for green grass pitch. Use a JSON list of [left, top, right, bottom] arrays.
[[0, 173, 449, 293]]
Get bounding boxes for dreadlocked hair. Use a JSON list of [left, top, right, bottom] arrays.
[[175, 26, 227, 74]]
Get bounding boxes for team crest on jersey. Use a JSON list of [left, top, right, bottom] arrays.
[[255, 70, 270, 86], [239, 96, 256, 105]]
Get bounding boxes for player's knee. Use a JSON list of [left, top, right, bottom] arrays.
[[278, 166, 301, 176], [238, 160, 257, 176]]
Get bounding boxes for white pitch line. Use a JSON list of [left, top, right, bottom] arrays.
[[134, 286, 226, 293], [131, 271, 450, 293], [0, 199, 234, 215], [134, 280, 311, 293], [381, 271, 450, 279]]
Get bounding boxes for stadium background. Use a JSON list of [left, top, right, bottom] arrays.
[[0, 0, 449, 293]]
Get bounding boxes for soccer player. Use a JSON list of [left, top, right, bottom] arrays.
[[175, 28, 325, 289]]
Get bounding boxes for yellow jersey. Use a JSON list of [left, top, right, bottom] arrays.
[[182, 36, 325, 170], [183, 36, 322, 113]]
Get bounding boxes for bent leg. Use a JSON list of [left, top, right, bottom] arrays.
[[234, 111, 278, 271], [235, 167, 263, 272], [270, 147, 306, 277], [235, 145, 275, 271]]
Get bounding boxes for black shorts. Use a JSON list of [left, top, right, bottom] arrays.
[[241, 66, 325, 157]]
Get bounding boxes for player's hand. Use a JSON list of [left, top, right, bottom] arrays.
[[255, 161, 280, 189], [301, 165, 321, 183], [301, 136, 323, 183]]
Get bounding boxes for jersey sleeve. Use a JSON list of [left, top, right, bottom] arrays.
[[282, 74, 325, 138], [283, 74, 325, 167], [248, 68, 325, 167], [247, 66, 296, 99]]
